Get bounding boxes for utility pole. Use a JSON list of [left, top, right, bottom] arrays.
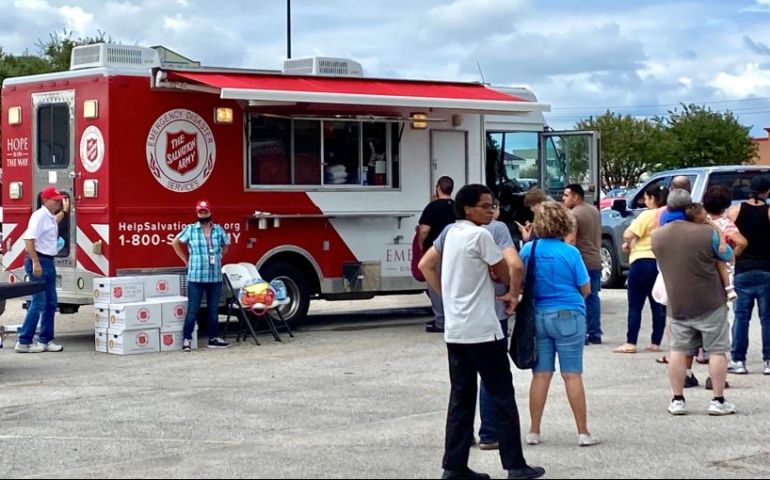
[[287, 0, 292, 59]]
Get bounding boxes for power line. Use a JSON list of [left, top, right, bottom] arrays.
[[550, 96, 770, 111]]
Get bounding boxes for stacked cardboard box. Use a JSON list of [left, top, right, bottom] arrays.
[[93, 275, 194, 354]]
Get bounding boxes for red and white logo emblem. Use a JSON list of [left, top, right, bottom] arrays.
[[80, 125, 105, 173], [113, 287, 123, 299], [146, 109, 216, 192], [174, 306, 185, 318], [162, 334, 174, 347], [157, 281, 168, 293], [136, 332, 148, 346], [137, 309, 150, 322]]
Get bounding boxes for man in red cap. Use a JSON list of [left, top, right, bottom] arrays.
[[171, 200, 231, 351], [15, 186, 70, 353]]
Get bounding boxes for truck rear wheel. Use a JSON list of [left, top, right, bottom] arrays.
[[260, 262, 310, 329]]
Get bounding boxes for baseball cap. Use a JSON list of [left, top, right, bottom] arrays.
[[195, 200, 212, 213], [750, 175, 770, 194], [666, 188, 692, 210], [40, 186, 65, 201]]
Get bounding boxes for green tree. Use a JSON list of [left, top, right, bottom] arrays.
[[663, 103, 757, 169], [576, 111, 674, 191]]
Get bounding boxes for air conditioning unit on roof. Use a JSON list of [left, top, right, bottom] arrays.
[[70, 43, 160, 71], [282, 57, 364, 77]]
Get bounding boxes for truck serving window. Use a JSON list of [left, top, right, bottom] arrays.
[[248, 115, 399, 188], [37, 104, 70, 168]]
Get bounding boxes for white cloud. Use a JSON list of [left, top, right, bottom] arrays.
[[59, 6, 94, 36], [709, 63, 770, 97], [163, 14, 191, 33]]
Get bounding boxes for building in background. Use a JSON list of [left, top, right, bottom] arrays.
[[753, 128, 770, 165]]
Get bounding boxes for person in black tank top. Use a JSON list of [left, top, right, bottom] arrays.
[[727, 175, 770, 375]]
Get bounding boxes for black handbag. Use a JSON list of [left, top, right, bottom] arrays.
[[509, 239, 538, 370]]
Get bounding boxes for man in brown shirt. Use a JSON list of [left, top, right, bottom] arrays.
[[563, 184, 603, 344], [652, 191, 737, 417]]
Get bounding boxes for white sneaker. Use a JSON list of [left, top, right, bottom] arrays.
[[708, 400, 737, 416], [525, 432, 541, 445], [578, 433, 600, 447], [14, 342, 45, 353], [727, 360, 748, 375], [668, 399, 687, 415], [39, 341, 63, 352], [763, 360, 770, 376]]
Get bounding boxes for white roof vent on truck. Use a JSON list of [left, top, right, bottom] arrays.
[[70, 43, 161, 71], [282, 57, 364, 77]]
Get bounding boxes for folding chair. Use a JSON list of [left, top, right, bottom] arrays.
[[221, 264, 262, 345], [238, 263, 294, 341]]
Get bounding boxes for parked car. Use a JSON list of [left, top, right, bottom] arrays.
[[600, 187, 637, 210], [600, 165, 770, 288]]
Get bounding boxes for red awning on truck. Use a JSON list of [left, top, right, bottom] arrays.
[[158, 70, 549, 114]]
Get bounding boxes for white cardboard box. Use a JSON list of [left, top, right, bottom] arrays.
[[109, 302, 162, 331], [107, 328, 160, 355], [146, 296, 188, 328], [95, 327, 108, 353], [123, 275, 182, 298], [94, 306, 109, 329], [160, 325, 198, 351], [93, 278, 144, 306], [141, 275, 181, 298]]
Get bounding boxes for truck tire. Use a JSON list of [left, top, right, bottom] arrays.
[[260, 262, 311, 329], [601, 238, 623, 289]]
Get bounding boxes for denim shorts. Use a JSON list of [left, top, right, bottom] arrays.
[[533, 309, 587, 374]]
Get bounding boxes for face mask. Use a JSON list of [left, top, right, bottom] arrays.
[[198, 216, 212, 224]]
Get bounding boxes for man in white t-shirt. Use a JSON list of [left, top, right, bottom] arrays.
[[14, 186, 70, 353], [419, 184, 545, 480]]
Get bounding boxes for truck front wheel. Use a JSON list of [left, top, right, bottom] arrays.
[[601, 238, 623, 289], [260, 262, 311, 329]]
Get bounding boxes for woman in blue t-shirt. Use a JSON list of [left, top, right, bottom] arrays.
[[519, 202, 599, 448]]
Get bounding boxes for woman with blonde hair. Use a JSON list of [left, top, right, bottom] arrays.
[[519, 202, 599, 447]]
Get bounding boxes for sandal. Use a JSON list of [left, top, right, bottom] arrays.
[[656, 356, 668, 364], [645, 345, 662, 352], [613, 344, 637, 354]]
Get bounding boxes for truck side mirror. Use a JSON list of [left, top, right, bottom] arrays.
[[611, 198, 628, 214]]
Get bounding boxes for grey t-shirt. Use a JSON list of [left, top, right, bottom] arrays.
[[435, 220, 514, 320]]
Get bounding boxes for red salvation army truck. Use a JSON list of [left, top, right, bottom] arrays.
[[1, 44, 599, 327]]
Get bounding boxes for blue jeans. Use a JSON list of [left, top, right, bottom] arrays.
[[478, 318, 509, 443], [731, 270, 770, 362], [626, 259, 666, 345], [183, 281, 223, 341], [534, 309, 586, 374], [18, 256, 57, 345], [586, 269, 602, 339]]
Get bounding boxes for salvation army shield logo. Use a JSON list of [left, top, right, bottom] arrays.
[[80, 125, 105, 173], [136, 332, 149, 346], [137, 309, 150, 322], [174, 306, 185, 318], [146, 109, 216, 192], [163, 334, 174, 347], [157, 281, 168, 293], [113, 287, 123, 299], [165, 130, 198, 174]]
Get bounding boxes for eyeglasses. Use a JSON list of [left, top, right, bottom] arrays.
[[474, 203, 499, 211]]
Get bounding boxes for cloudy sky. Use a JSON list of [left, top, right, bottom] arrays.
[[3, 0, 770, 136]]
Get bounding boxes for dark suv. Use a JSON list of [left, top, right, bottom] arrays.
[[600, 165, 770, 288]]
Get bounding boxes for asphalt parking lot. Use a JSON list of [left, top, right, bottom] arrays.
[[1, 290, 769, 479]]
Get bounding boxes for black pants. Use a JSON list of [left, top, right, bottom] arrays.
[[443, 339, 527, 471]]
